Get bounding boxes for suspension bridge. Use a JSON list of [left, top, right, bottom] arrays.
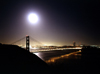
[[11, 35, 82, 53]]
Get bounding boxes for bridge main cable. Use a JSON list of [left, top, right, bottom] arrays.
[[30, 36, 43, 45], [11, 37, 26, 45]]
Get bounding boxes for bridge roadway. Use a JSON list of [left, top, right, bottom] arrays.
[[29, 47, 82, 53]]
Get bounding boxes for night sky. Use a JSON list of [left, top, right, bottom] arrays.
[[0, 0, 100, 46]]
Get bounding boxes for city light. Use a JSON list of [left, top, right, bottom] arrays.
[[45, 50, 81, 63]]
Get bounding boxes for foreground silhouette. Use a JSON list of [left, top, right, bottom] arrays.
[[0, 43, 100, 74], [0, 43, 52, 74]]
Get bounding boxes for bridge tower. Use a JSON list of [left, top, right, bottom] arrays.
[[73, 41, 76, 47], [26, 35, 30, 51]]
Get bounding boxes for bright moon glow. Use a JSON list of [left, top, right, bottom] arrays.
[[28, 13, 38, 24]]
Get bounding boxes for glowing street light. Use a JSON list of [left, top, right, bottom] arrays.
[[28, 13, 38, 24]]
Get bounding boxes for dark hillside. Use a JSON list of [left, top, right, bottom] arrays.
[[81, 46, 100, 74], [1, 43, 100, 74], [0, 43, 52, 74]]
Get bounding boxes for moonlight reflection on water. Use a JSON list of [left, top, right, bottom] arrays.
[[33, 49, 81, 64]]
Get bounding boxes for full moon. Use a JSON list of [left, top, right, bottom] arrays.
[[28, 13, 38, 24]]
